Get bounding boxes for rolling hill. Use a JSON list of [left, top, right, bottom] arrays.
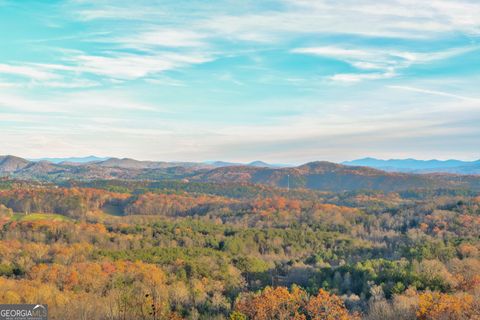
[[0, 155, 30, 173], [190, 161, 461, 192], [2, 155, 480, 191]]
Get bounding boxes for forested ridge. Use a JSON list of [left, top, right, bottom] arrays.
[[4, 155, 480, 192], [0, 179, 479, 319]]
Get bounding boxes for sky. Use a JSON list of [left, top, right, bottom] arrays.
[[0, 0, 479, 164]]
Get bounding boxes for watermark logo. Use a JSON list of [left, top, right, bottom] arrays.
[[0, 304, 47, 320]]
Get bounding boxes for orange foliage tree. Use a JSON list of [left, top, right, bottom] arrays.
[[233, 286, 358, 320], [305, 289, 357, 320], [416, 292, 477, 320], [234, 286, 306, 320]]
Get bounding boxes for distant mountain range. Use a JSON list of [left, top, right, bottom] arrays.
[[26, 156, 480, 174], [27, 156, 284, 168], [204, 160, 286, 168], [29, 156, 109, 164], [2, 155, 480, 192], [343, 157, 480, 174]]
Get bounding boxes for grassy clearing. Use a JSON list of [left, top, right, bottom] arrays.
[[11, 213, 73, 222]]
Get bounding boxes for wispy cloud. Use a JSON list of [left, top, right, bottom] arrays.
[[0, 50, 213, 86], [0, 62, 99, 88], [0, 64, 59, 81], [1, 0, 480, 161], [67, 0, 480, 46], [71, 2, 166, 22], [330, 72, 396, 82], [0, 89, 162, 113], [292, 45, 478, 82], [51, 0, 480, 86], [287, 0, 480, 37], [389, 85, 480, 102], [3, 81, 480, 162], [105, 29, 207, 50], [67, 52, 212, 80], [197, 0, 480, 44]]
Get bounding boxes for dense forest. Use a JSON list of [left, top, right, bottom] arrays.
[[0, 179, 479, 319]]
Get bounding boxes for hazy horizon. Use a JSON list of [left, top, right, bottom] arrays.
[[1, 0, 480, 163], [4, 153, 480, 167]]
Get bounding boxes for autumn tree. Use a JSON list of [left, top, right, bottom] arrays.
[[234, 286, 306, 320], [233, 286, 358, 320], [305, 289, 359, 320], [416, 292, 477, 320]]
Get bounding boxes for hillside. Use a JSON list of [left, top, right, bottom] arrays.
[[0, 155, 30, 173], [192, 161, 450, 191], [3, 155, 480, 191]]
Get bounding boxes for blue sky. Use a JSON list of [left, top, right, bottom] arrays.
[[0, 0, 479, 163]]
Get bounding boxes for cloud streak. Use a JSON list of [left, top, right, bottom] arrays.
[[0, 64, 59, 81], [1, 0, 479, 161], [67, 52, 213, 80], [292, 45, 478, 82], [389, 85, 480, 102]]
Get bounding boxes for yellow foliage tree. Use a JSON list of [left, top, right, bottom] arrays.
[[234, 286, 358, 320], [416, 292, 477, 320], [305, 289, 359, 320]]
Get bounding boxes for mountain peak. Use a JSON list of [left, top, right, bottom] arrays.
[[0, 155, 30, 173], [248, 161, 272, 167]]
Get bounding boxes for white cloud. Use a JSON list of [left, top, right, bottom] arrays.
[[0, 93, 59, 112], [3, 82, 480, 162], [292, 47, 374, 60], [0, 64, 59, 81], [329, 72, 395, 82], [68, 0, 480, 43], [293, 45, 477, 65], [195, 0, 480, 44], [2, 0, 480, 162], [284, 0, 480, 37], [34, 79, 99, 88], [292, 45, 478, 82], [0, 82, 20, 88], [52, 0, 480, 86], [0, 89, 161, 113], [107, 29, 207, 50], [389, 85, 480, 102], [0, 63, 99, 88], [0, 50, 213, 86], [68, 52, 212, 80], [73, 4, 164, 21]]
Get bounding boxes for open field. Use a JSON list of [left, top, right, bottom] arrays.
[[11, 213, 74, 222]]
